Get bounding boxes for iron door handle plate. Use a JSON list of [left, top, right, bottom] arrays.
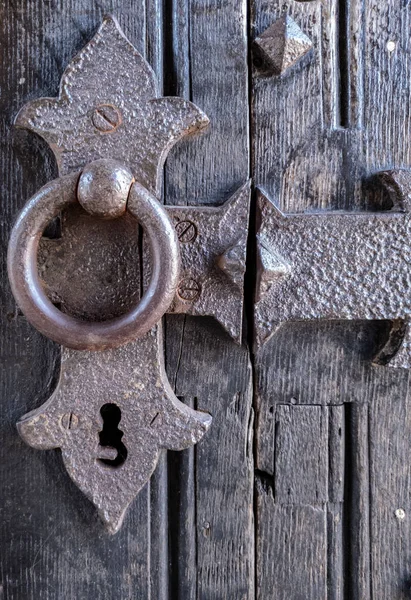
[[7, 15, 250, 533]]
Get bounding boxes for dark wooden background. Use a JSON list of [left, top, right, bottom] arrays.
[[1, 1, 411, 599]]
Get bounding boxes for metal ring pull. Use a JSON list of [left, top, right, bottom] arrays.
[[7, 159, 180, 351]]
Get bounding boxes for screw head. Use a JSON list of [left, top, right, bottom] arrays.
[[175, 220, 197, 243], [60, 413, 79, 430], [177, 278, 201, 302], [149, 412, 163, 428], [92, 103, 122, 133]]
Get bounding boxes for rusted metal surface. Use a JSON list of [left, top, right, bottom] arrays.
[[8, 159, 180, 350], [40, 182, 251, 343], [15, 15, 209, 197], [167, 183, 250, 342], [38, 204, 142, 322], [255, 172, 411, 367], [17, 324, 211, 534], [254, 15, 313, 76], [8, 16, 217, 532], [78, 158, 134, 219], [134, 183, 250, 342]]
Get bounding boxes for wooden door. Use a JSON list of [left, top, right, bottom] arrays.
[[1, 1, 410, 599]]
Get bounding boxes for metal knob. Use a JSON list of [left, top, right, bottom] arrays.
[[7, 159, 180, 350]]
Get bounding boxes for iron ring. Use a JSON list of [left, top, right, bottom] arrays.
[[7, 160, 180, 350]]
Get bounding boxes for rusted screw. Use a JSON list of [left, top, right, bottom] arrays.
[[175, 220, 197, 243], [177, 278, 201, 302], [92, 104, 122, 133], [60, 413, 79, 430], [149, 412, 162, 428]]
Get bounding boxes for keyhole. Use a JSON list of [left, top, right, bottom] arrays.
[[98, 403, 128, 468]]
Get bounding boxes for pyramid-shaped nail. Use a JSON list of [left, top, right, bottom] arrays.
[[256, 234, 291, 302], [255, 15, 313, 75], [216, 240, 247, 288]]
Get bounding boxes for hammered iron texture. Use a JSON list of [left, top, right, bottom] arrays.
[[12, 15, 224, 533], [255, 173, 411, 368], [15, 16, 209, 197], [17, 325, 211, 534]]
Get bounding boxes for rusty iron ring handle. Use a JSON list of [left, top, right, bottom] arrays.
[[7, 159, 180, 351]]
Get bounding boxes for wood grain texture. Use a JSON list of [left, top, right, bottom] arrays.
[[253, 0, 411, 597], [164, 0, 254, 597], [0, 2, 159, 599], [256, 494, 328, 600], [166, 317, 254, 600], [252, 0, 348, 212], [370, 371, 411, 599], [165, 0, 250, 206], [254, 322, 388, 599], [252, 0, 411, 213], [274, 405, 333, 504], [0, 0, 254, 599]]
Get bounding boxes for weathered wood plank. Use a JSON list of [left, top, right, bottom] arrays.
[[369, 370, 411, 599], [251, 0, 348, 212], [168, 400, 197, 600], [252, 0, 411, 595], [364, 2, 411, 171], [166, 317, 254, 600], [256, 492, 327, 600], [256, 401, 346, 598], [253, 316, 389, 599], [253, 319, 391, 598], [251, 0, 386, 214], [0, 3, 161, 598], [274, 405, 330, 504], [163, 0, 254, 597], [166, 0, 250, 206], [343, 402, 371, 600]]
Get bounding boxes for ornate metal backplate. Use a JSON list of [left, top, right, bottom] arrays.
[[13, 15, 250, 533]]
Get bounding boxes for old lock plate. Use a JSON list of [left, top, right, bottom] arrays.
[[9, 15, 250, 533]]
